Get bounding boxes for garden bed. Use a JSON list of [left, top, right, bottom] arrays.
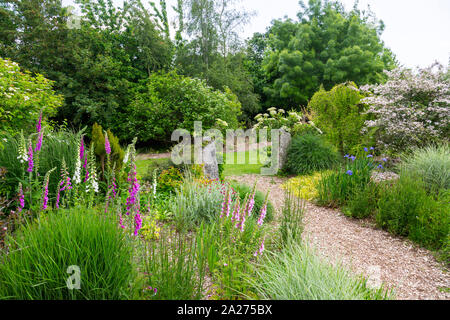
[[229, 174, 450, 300]]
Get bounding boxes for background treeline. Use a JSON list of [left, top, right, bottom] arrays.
[[0, 0, 397, 146]]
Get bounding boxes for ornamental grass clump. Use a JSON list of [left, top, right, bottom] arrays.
[[143, 227, 206, 300], [0, 208, 137, 300], [249, 241, 393, 300], [399, 143, 450, 194], [280, 186, 305, 246], [284, 133, 340, 175]]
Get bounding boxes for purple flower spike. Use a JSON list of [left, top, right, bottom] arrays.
[[134, 213, 142, 236], [80, 136, 85, 161], [36, 112, 42, 133], [105, 133, 111, 155], [27, 141, 34, 173], [18, 184, 25, 212], [34, 131, 43, 152]]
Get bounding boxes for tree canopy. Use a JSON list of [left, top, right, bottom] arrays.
[[262, 0, 397, 109]]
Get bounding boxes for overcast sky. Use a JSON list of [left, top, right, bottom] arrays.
[[64, 0, 450, 68]]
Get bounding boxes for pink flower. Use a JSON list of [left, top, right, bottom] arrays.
[[232, 198, 240, 222], [257, 204, 267, 227], [27, 141, 34, 173], [80, 136, 85, 160], [36, 111, 42, 133], [105, 133, 111, 155], [18, 183, 25, 212], [42, 181, 49, 210], [119, 213, 125, 229], [34, 131, 43, 152], [134, 213, 142, 236], [254, 239, 265, 257]]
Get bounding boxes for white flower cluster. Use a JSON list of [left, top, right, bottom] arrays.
[[253, 108, 305, 133], [361, 62, 450, 153]]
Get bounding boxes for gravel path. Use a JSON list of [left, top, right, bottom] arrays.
[[228, 174, 450, 300]]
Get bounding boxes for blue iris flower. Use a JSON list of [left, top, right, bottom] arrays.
[[346, 170, 353, 176], [364, 147, 369, 152]]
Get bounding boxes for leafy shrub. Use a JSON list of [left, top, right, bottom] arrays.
[[315, 157, 375, 208], [0, 208, 136, 299], [229, 181, 274, 222], [362, 63, 450, 154], [400, 144, 450, 193], [309, 82, 368, 154], [143, 227, 206, 300], [376, 173, 449, 249], [127, 71, 241, 144], [157, 167, 184, 194], [0, 58, 63, 136], [142, 159, 175, 182], [285, 134, 340, 175], [250, 241, 392, 300]]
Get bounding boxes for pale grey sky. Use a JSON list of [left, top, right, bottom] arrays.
[[64, 0, 450, 68]]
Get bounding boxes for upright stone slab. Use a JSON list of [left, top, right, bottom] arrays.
[[202, 141, 219, 180], [278, 129, 292, 170]]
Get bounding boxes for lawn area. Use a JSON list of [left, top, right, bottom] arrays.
[[135, 149, 268, 178], [221, 150, 266, 176]]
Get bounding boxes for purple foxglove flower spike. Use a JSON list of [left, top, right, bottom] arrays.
[[105, 132, 111, 155], [27, 141, 34, 173]]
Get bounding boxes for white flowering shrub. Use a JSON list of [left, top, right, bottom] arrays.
[[361, 63, 450, 154]]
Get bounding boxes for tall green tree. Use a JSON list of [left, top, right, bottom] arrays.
[[0, 0, 71, 80], [0, 0, 172, 140], [177, 0, 259, 123], [263, 0, 397, 109]]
